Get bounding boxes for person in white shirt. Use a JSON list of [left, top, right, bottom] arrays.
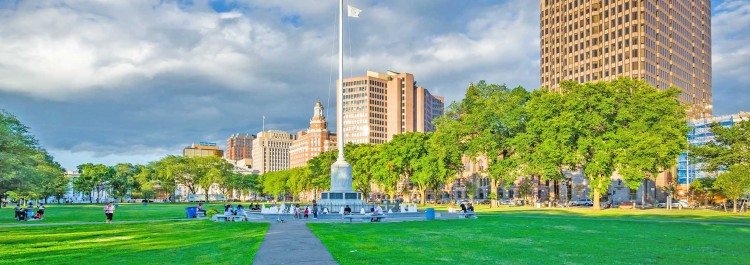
[[104, 202, 115, 224]]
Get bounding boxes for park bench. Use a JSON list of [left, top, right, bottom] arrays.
[[457, 212, 477, 219], [213, 214, 246, 222], [343, 214, 387, 223]]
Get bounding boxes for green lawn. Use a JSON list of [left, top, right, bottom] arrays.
[[418, 204, 750, 224], [0, 202, 253, 224], [0, 221, 269, 265], [309, 213, 750, 264]]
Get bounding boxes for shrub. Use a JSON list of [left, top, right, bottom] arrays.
[[206, 208, 220, 218]]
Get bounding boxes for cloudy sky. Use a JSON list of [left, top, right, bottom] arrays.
[[0, 0, 748, 170]]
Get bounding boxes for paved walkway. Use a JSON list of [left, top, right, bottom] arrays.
[[253, 220, 337, 265]]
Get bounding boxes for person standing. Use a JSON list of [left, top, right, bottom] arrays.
[[104, 202, 115, 224], [312, 200, 319, 220]]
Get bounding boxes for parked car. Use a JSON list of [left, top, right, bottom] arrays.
[[657, 199, 690, 208], [570, 198, 593, 206], [617, 201, 635, 208]]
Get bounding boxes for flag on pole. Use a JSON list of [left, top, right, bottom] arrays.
[[347, 5, 361, 18]]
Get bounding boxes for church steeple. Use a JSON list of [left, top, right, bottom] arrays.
[[310, 100, 327, 131], [313, 100, 324, 118]]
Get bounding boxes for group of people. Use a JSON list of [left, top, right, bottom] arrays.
[[224, 204, 247, 216], [459, 203, 475, 213], [292, 200, 322, 220], [13, 203, 45, 221]]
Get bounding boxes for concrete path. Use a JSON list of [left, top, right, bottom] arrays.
[[253, 220, 338, 265]]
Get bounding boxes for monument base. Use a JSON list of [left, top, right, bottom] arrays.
[[317, 191, 367, 213]]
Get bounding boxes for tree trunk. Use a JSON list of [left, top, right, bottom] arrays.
[[420, 189, 426, 206], [593, 176, 602, 210], [641, 179, 647, 209], [490, 179, 498, 208], [733, 199, 738, 214]]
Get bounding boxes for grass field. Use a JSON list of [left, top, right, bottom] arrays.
[[309, 212, 750, 264], [0, 221, 268, 265], [0, 202, 252, 224], [418, 204, 750, 224]]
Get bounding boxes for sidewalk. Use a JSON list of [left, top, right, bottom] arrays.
[[253, 220, 338, 265]]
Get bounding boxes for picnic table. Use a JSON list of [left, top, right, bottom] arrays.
[[457, 212, 477, 219], [342, 214, 387, 223], [213, 214, 247, 222]]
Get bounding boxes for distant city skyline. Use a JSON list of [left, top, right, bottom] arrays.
[[0, 0, 747, 170]]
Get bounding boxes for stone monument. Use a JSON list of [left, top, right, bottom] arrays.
[[315, 0, 366, 213]]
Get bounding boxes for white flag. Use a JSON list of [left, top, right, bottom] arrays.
[[348, 5, 361, 18]]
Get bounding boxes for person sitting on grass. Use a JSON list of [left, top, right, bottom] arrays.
[[467, 203, 475, 212], [26, 203, 34, 217], [460, 203, 467, 213], [344, 205, 351, 215], [33, 204, 45, 219], [14, 204, 25, 221]]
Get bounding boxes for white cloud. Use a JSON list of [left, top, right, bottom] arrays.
[[711, 0, 750, 114], [0, 1, 294, 99]]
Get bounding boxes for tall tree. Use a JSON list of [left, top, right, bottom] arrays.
[[692, 120, 750, 170], [109, 163, 137, 203], [307, 150, 337, 198], [564, 80, 620, 210], [287, 167, 311, 202], [75, 163, 113, 203], [150, 158, 180, 202], [0, 111, 47, 206], [383, 132, 429, 204], [519, 88, 576, 204], [347, 143, 379, 196], [615, 79, 688, 208], [35, 153, 67, 203], [449, 82, 529, 208], [714, 164, 750, 213], [414, 131, 463, 205]]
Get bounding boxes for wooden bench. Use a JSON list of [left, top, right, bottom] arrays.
[[457, 212, 477, 219], [343, 214, 387, 223], [213, 214, 246, 222]]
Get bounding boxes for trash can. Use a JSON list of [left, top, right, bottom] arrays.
[[185, 207, 197, 219], [143, 201, 147, 206], [114, 203, 119, 209], [425, 208, 435, 220]]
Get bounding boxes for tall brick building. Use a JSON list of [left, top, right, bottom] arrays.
[[290, 101, 337, 168], [225, 134, 254, 161]]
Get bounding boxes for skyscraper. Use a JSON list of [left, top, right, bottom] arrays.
[[540, 0, 712, 118], [289, 100, 337, 168], [225, 133, 254, 161], [339, 70, 444, 144], [251, 131, 296, 174]]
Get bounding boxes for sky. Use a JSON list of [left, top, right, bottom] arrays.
[[0, 0, 748, 170]]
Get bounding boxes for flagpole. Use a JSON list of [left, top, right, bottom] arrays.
[[337, 0, 345, 162]]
